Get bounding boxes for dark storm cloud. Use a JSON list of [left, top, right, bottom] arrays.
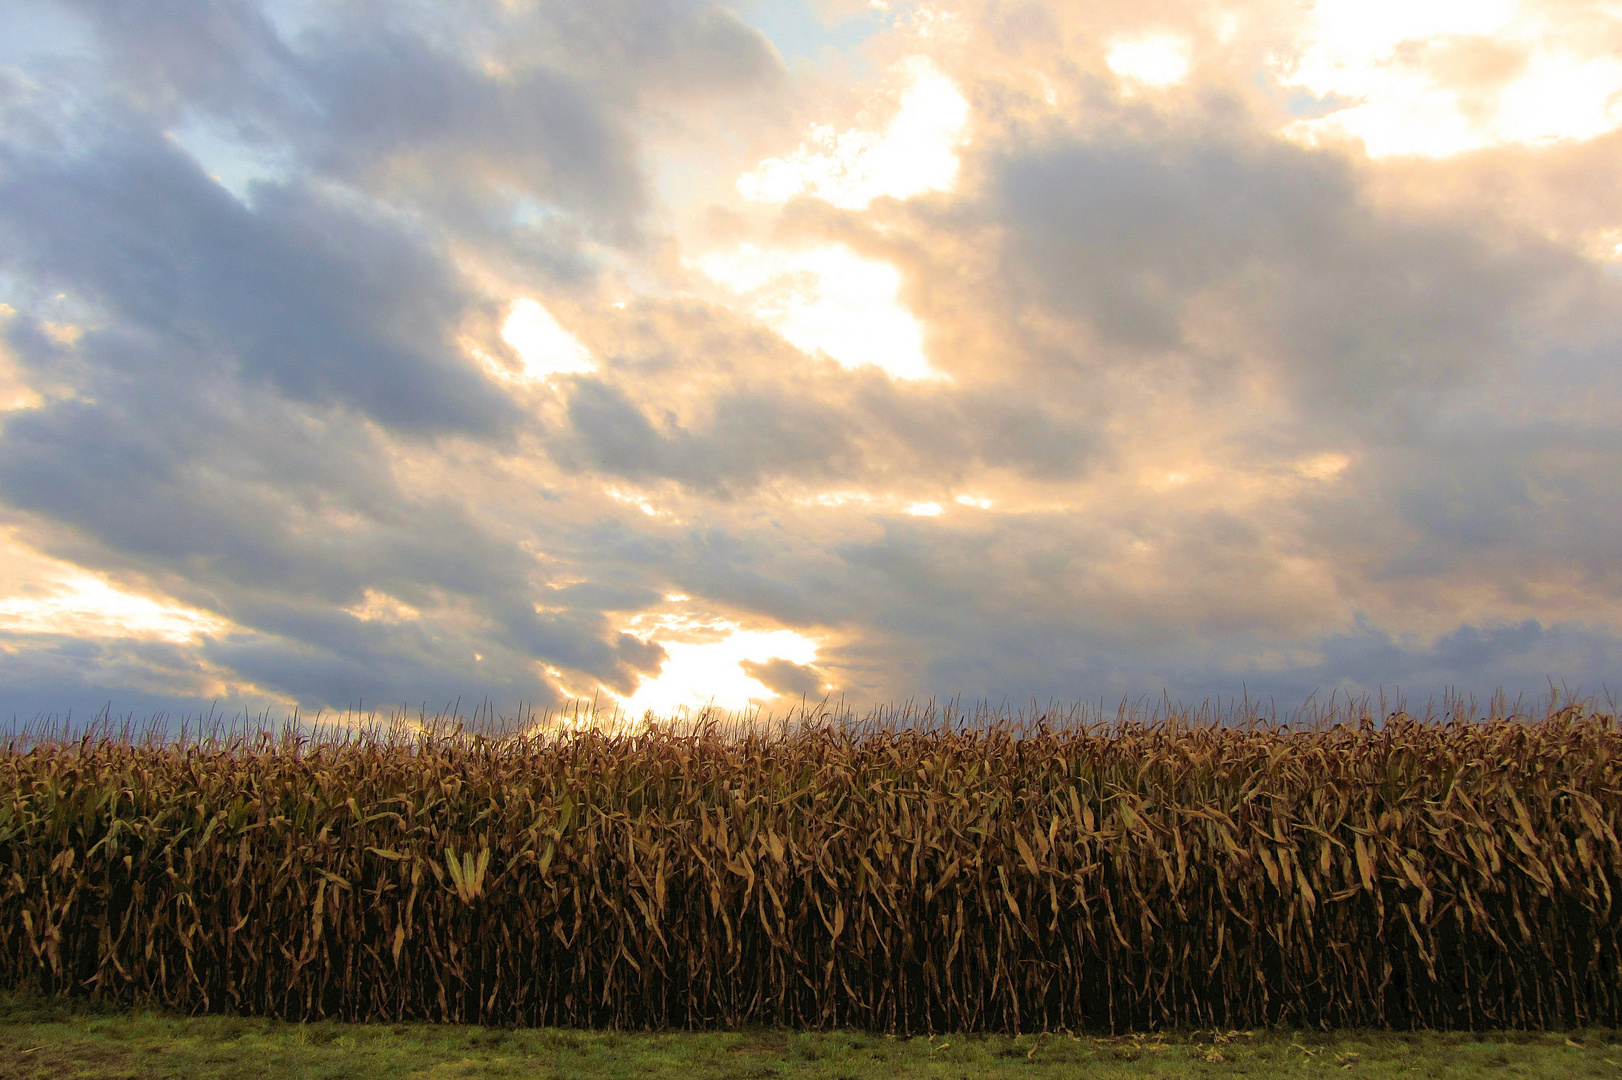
[[1301, 618, 1622, 701], [0, 361, 464, 591], [554, 331, 1101, 493], [999, 131, 1352, 351], [560, 377, 861, 493], [544, 156, 1622, 700], [1294, 416, 1622, 596], [289, 34, 643, 230], [851, 380, 1101, 481], [49, 0, 780, 236], [0, 0, 785, 714], [201, 621, 548, 714], [45, 0, 289, 112], [559, 111, 1598, 502], [0, 136, 517, 434], [0, 632, 254, 722], [0, 362, 672, 706], [995, 122, 1597, 412], [741, 657, 825, 697], [634, 513, 1622, 706]]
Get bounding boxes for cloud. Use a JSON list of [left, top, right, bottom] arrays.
[[49, 0, 783, 224], [737, 56, 969, 209], [614, 614, 822, 717], [0, 0, 1619, 722], [500, 299, 596, 380], [697, 243, 937, 379], [741, 656, 827, 698], [0, 0, 791, 719], [559, 376, 862, 493], [0, 632, 283, 724], [1278, 0, 1622, 157], [994, 121, 1592, 410], [1106, 33, 1191, 89], [0, 139, 519, 434]]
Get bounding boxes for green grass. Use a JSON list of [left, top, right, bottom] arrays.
[[2, 994, 1620, 1079]]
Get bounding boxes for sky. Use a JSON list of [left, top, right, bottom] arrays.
[[1, 0, 1621, 724]]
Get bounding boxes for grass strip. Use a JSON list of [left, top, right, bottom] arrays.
[[2, 995, 1620, 1079]]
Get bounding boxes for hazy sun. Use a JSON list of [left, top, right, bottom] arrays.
[[698, 244, 937, 380], [500, 299, 595, 379], [1279, 0, 1622, 156], [737, 56, 970, 209], [614, 617, 821, 720], [1106, 33, 1192, 89], [0, 533, 224, 644]]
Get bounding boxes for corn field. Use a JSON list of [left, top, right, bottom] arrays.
[[2, 702, 1620, 1032]]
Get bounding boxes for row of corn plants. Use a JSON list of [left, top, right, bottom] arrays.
[[1, 704, 1619, 1032]]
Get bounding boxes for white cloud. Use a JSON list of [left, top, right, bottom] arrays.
[[604, 486, 670, 518], [1106, 33, 1192, 89], [500, 299, 596, 379], [737, 56, 970, 209], [0, 534, 225, 644], [343, 589, 420, 624], [698, 243, 938, 380], [1295, 452, 1352, 481], [1278, 0, 1622, 156]]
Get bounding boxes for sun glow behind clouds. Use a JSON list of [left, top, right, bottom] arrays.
[[0, 534, 224, 644], [698, 244, 937, 380], [1279, 0, 1622, 156], [344, 589, 420, 624], [1106, 33, 1192, 88], [737, 56, 970, 209], [500, 299, 595, 379], [614, 618, 820, 719]]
